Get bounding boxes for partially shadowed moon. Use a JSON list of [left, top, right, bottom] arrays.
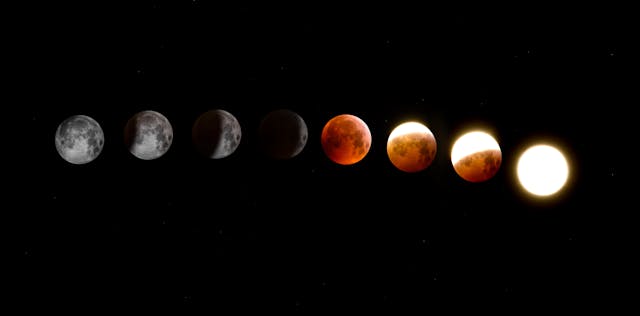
[[259, 109, 308, 160], [55, 115, 104, 164], [321, 114, 371, 165], [192, 109, 242, 159], [124, 110, 173, 160], [386, 121, 437, 173], [451, 131, 501, 183]]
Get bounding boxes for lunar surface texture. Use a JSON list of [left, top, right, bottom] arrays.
[[55, 115, 104, 164]]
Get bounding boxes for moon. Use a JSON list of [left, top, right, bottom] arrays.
[[517, 144, 569, 197], [192, 109, 242, 159], [321, 114, 371, 165], [124, 110, 173, 160], [259, 109, 308, 160], [386, 121, 437, 173], [450, 131, 502, 182], [55, 115, 104, 164]]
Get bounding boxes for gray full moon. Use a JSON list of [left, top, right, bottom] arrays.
[[124, 110, 173, 160], [55, 115, 104, 164], [192, 109, 242, 159], [259, 109, 308, 159]]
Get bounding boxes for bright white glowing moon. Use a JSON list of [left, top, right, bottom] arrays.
[[517, 144, 569, 196], [388, 122, 432, 139]]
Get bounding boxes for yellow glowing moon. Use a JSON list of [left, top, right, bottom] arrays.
[[517, 144, 569, 196], [450, 131, 502, 182]]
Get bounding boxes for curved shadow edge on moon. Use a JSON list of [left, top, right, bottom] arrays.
[[192, 109, 242, 159], [124, 110, 173, 160], [387, 132, 437, 173], [259, 109, 308, 160], [453, 149, 502, 182]]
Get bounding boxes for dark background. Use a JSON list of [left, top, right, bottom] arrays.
[[12, 1, 632, 313]]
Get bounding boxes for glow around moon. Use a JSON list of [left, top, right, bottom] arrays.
[[386, 121, 437, 173], [516, 144, 569, 197], [450, 131, 502, 182]]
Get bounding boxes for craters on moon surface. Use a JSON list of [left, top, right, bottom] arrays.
[[386, 121, 437, 173], [451, 131, 502, 183], [124, 110, 173, 160], [321, 114, 372, 165], [55, 115, 104, 164], [192, 109, 242, 159]]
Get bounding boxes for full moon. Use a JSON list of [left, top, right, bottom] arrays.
[[386, 121, 437, 173], [192, 109, 242, 159], [259, 109, 308, 160], [450, 131, 502, 182], [517, 144, 569, 196], [321, 114, 371, 165], [124, 110, 173, 160], [55, 115, 104, 164]]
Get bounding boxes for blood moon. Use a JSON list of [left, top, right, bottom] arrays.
[[321, 114, 372, 165], [450, 131, 502, 182], [386, 122, 437, 173]]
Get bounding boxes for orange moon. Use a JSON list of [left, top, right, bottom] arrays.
[[321, 114, 372, 165], [386, 122, 437, 173], [450, 131, 502, 182]]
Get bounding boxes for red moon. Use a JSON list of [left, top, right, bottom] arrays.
[[321, 114, 372, 165], [386, 122, 437, 173]]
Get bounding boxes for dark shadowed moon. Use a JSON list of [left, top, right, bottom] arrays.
[[192, 109, 242, 159], [259, 109, 308, 160], [55, 115, 104, 164], [124, 110, 173, 160], [320, 114, 371, 165]]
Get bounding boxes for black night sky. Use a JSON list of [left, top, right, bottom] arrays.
[[12, 1, 632, 313]]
